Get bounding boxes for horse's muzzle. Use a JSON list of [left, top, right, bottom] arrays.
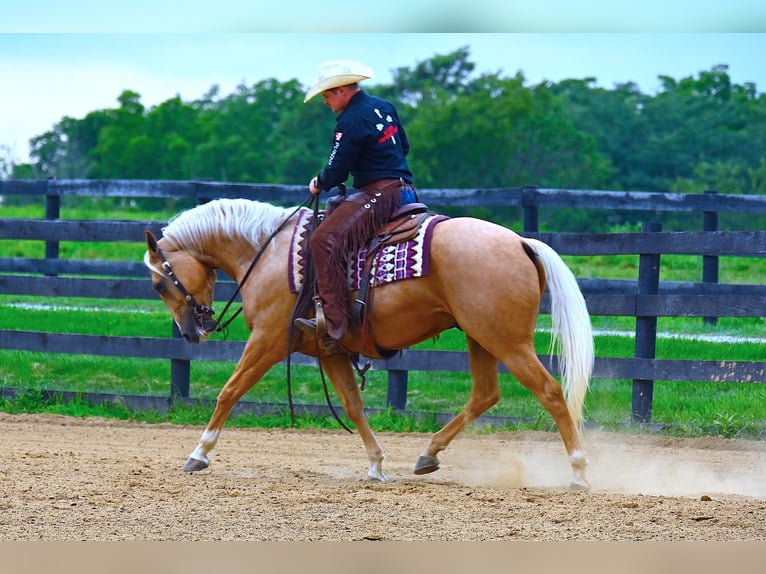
[[199, 315, 219, 337]]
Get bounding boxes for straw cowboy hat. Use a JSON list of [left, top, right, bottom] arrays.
[[304, 60, 375, 103]]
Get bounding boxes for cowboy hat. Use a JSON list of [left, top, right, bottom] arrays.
[[304, 60, 375, 103]]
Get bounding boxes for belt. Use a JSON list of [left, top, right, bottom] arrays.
[[360, 177, 412, 194]]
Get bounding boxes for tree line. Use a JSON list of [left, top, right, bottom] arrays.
[[3, 47, 765, 229]]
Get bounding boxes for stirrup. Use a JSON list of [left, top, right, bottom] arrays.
[[294, 317, 318, 334], [313, 296, 328, 334]]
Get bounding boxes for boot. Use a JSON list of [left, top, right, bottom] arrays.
[[293, 317, 344, 353]]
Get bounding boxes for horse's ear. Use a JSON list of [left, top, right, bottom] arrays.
[[145, 230, 159, 254]]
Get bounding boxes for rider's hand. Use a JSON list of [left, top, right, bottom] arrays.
[[308, 177, 322, 196]]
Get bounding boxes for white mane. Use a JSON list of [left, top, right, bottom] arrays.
[[160, 198, 296, 253]]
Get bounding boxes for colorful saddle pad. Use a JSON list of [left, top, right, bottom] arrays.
[[288, 209, 448, 293]]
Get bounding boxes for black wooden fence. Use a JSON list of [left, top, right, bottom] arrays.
[[1, 179, 765, 425]]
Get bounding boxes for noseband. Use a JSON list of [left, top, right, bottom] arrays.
[[156, 248, 219, 335]]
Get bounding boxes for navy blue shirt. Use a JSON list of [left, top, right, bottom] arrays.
[[316, 90, 413, 190]]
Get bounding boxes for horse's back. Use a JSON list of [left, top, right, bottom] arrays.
[[370, 216, 543, 349], [429, 217, 539, 289]]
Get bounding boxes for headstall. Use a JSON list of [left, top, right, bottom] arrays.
[[156, 248, 218, 334]]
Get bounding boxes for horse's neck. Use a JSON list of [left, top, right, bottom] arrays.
[[202, 224, 291, 285]]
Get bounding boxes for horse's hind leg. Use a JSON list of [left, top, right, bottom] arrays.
[[505, 347, 590, 491], [414, 337, 500, 475]]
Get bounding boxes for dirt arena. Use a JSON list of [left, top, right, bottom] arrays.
[[1, 412, 765, 541]]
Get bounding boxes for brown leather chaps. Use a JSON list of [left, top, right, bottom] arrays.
[[309, 178, 409, 340]]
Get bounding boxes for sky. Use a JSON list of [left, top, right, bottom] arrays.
[[2, 2, 765, 165]]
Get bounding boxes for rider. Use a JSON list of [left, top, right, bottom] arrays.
[[294, 59, 418, 344]]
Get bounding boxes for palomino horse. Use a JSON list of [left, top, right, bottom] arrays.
[[144, 198, 594, 490]]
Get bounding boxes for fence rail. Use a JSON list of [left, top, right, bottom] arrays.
[[1, 180, 765, 424], [3, 178, 766, 212]]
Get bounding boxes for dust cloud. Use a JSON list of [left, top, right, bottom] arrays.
[[440, 430, 766, 498]]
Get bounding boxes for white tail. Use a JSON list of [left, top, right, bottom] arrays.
[[525, 238, 594, 428]]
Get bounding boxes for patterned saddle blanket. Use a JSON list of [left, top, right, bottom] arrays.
[[287, 209, 448, 294]]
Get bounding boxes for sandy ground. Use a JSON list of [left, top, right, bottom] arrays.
[[2, 412, 765, 541]]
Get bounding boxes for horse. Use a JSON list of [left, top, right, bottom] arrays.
[[143, 197, 594, 490]]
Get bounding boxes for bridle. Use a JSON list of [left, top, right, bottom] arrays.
[[154, 197, 313, 338], [155, 248, 219, 337]]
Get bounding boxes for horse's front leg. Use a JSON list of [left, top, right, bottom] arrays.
[[320, 354, 388, 481], [183, 342, 282, 472]]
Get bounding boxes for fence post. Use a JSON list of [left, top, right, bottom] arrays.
[[521, 185, 539, 233], [702, 190, 719, 325], [170, 322, 191, 402], [45, 183, 60, 277], [632, 221, 661, 423], [386, 370, 408, 410]]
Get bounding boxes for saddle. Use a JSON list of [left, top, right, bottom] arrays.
[[294, 201, 432, 361], [352, 202, 433, 359], [351, 202, 430, 327]]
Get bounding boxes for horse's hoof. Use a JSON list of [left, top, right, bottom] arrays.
[[367, 460, 388, 482], [183, 458, 209, 473], [569, 480, 591, 492], [367, 471, 389, 483], [413, 455, 440, 475]]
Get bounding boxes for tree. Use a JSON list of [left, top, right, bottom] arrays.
[[629, 65, 763, 192], [188, 78, 314, 183], [380, 46, 476, 109], [268, 91, 331, 185], [407, 71, 613, 190], [13, 49, 765, 229], [670, 158, 766, 196], [88, 91, 149, 178], [0, 145, 12, 179], [550, 78, 648, 190]]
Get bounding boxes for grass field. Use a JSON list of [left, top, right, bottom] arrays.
[[1, 200, 765, 438]]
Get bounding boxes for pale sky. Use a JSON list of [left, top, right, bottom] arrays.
[[3, 1, 765, 33], [1, 3, 765, 164]]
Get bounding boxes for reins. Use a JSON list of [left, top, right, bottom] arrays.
[[285, 193, 354, 433]]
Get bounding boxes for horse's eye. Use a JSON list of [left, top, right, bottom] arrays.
[[153, 280, 166, 294]]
